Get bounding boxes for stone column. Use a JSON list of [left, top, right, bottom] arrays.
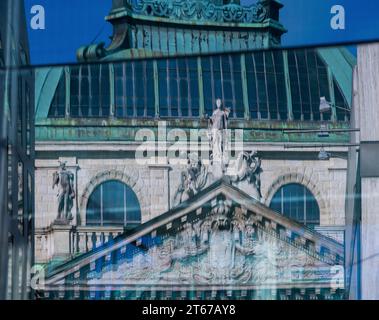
[[356, 43, 379, 299]]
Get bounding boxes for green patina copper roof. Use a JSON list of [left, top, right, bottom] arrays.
[[77, 0, 286, 62], [34, 0, 355, 144]]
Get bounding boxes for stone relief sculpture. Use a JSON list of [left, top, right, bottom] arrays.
[[89, 201, 336, 287], [230, 150, 263, 200], [132, 0, 268, 24], [52, 161, 76, 224], [174, 153, 208, 205]]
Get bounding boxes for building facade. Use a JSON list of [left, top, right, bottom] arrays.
[[345, 43, 379, 300], [0, 0, 35, 300], [33, 0, 354, 300]]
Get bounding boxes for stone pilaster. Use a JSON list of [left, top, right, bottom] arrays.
[[149, 164, 171, 219]]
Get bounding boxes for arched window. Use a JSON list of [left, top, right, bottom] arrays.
[[86, 180, 141, 227], [269, 183, 320, 229]]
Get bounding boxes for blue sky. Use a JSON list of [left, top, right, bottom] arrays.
[[24, 0, 379, 65]]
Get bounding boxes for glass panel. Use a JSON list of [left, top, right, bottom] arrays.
[[102, 181, 125, 226], [125, 186, 142, 225], [273, 51, 287, 120], [334, 79, 350, 121], [100, 64, 111, 117], [288, 51, 302, 120], [265, 52, 278, 120], [86, 184, 101, 225], [158, 59, 168, 117], [48, 72, 66, 117], [202, 57, 213, 117], [86, 180, 141, 227], [246, 53, 258, 119], [269, 183, 320, 229]]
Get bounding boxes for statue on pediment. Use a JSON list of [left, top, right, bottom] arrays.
[[209, 98, 230, 166], [174, 153, 208, 205], [52, 161, 75, 224], [231, 150, 263, 200]]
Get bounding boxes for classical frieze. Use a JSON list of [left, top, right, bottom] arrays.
[[39, 182, 344, 296], [132, 0, 268, 24]]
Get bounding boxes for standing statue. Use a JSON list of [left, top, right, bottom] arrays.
[[208, 98, 230, 170], [52, 161, 76, 223]]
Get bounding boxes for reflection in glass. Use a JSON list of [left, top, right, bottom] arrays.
[[87, 180, 141, 227], [270, 183, 320, 229]]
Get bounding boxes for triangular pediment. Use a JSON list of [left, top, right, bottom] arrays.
[[39, 179, 344, 298]]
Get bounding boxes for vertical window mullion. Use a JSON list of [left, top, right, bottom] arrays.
[[220, 56, 225, 103], [294, 53, 304, 121], [210, 57, 215, 105], [314, 53, 324, 121], [123, 63, 127, 117], [124, 184, 127, 227], [186, 59, 192, 117], [229, 55, 237, 118], [132, 62, 137, 117], [88, 66, 92, 117], [263, 53, 271, 120], [100, 184, 104, 226], [167, 59, 171, 117], [99, 65, 103, 117], [78, 66, 82, 117], [272, 52, 280, 119], [304, 187, 307, 225], [305, 51, 314, 121], [281, 187, 284, 215], [144, 61, 148, 117], [176, 59, 181, 117], [252, 54, 260, 119]]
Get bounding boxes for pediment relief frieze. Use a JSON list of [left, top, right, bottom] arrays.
[[43, 182, 343, 291]]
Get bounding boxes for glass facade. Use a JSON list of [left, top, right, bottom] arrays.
[[48, 49, 350, 122], [158, 58, 199, 117], [270, 183, 320, 229], [114, 61, 155, 118], [0, 0, 35, 300]]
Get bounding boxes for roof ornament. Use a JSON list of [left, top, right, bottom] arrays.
[[132, 0, 268, 23]]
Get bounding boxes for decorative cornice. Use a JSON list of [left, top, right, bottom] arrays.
[[131, 0, 268, 24]]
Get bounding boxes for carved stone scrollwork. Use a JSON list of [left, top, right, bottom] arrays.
[[132, 0, 268, 24]]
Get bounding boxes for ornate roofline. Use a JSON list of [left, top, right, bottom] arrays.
[[78, 0, 286, 62], [115, 0, 274, 24]]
